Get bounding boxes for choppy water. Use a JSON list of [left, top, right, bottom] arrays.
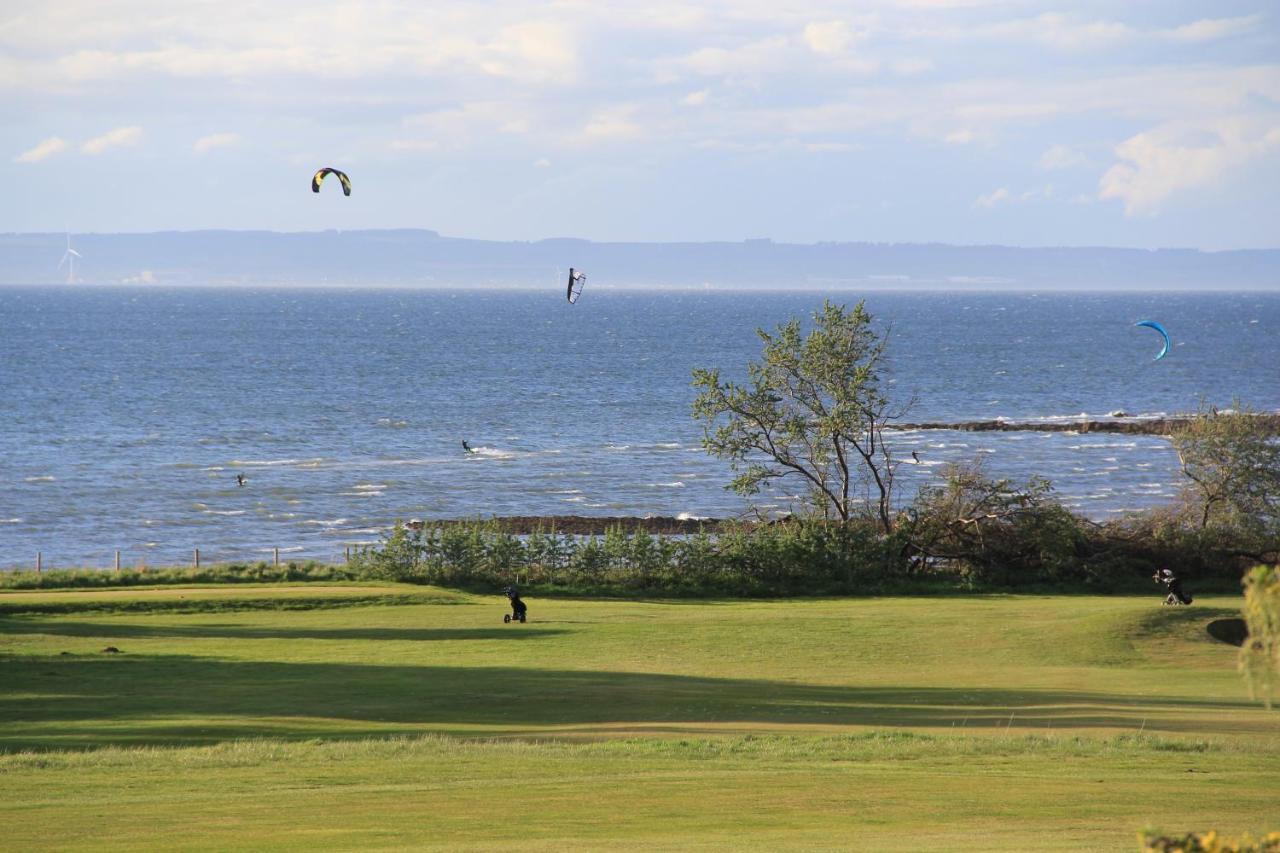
[[1, 286, 1276, 568]]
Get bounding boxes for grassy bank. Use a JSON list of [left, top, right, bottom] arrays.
[[1, 587, 1276, 849]]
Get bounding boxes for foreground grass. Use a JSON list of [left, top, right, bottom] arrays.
[[2, 732, 1275, 852], [1, 586, 1277, 849]]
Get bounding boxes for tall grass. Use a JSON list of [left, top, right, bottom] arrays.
[[0, 560, 359, 591]]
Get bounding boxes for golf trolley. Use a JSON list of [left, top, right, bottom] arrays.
[[503, 586, 528, 623]]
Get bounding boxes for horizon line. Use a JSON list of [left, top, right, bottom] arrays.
[[5, 228, 1279, 255]]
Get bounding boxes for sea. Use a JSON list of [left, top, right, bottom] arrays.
[[1, 286, 1277, 569]]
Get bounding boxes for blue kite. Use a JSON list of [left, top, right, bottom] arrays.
[[1134, 320, 1170, 360]]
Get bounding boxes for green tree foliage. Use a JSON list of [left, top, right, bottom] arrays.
[[905, 460, 1086, 584], [1240, 564, 1280, 710], [691, 300, 903, 530], [1171, 403, 1280, 546]]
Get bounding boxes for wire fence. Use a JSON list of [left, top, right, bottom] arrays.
[[6, 546, 357, 574]]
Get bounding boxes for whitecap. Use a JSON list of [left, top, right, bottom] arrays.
[[204, 509, 246, 516], [648, 481, 686, 488], [24, 475, 55, 482], [0, 517, 21, 524], [231, 458, 326, 467], [302, 518, 348, 527]]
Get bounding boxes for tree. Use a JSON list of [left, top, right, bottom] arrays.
[[1171, 403, 1280, 539], [1240, 564, 1280, 710], [691, 300, 904, 530]]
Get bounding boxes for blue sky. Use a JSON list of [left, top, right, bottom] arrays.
[[5, 1, 1279, 249]]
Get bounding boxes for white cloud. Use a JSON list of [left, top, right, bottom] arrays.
[[395, 102, 532, 151], [945, 129, 975, 144], [193, 132, 239, 154], [973, 187, 1011, 208], [15, 136, 67, 163], [81, 125, 143, 154], [1099, 118, 1280, 215], [1038, 144, 1086, 170], [891, 58, 933, 76], [582, 105, 641, 141], [1163, 15, 1261, 44], [682, 89, 710, 106], [677, 36, 791, 76], [533, 157, 551, 168], [803, 21, 852, 56]]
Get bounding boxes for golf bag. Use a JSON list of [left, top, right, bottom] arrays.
[[1154, 568, 1192, 606], [503, 586, 528, 623]]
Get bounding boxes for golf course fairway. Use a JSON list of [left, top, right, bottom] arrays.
[[2, 585, 1276, 850]]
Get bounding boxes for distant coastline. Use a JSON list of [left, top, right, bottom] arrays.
[[2, 229, 1278, 288]]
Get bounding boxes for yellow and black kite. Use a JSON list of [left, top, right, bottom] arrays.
[[311, 167, 352, 197]]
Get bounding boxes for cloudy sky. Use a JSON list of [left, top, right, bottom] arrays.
[[5, 1, 1279, 248]]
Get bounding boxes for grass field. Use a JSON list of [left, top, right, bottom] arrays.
[[1, 584, 1277, 850]]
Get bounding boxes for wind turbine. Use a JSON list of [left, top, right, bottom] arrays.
[[57, 234, 81, 284]]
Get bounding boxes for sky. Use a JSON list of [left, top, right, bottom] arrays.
[[4, 1, 1279, 249]]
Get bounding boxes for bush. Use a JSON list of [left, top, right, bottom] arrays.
[[1140, 829, 1280, 852], [349, 517, 906, 596]]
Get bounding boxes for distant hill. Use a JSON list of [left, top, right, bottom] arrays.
[[1, 230, 1277, 289]]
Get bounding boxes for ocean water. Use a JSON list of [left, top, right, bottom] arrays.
[[1, 286, 1276, 568]]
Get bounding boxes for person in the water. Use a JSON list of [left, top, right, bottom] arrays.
[[462, 440, 474, 454]]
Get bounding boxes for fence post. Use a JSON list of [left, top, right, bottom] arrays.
[[273, 547, 279, 567], [193, 548, 200, 569], [36, 552, 42, 574], [115, 551, 121, 572]]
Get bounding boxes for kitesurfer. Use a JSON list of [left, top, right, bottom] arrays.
[[462, 440, 474, 454], [236, 473, 246, 487]]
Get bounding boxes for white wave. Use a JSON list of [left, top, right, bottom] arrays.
[[301, 518, 349, 526], [675, 512, 711, 521], [231, 458, 327, 467], [648, 481, 686, 488], [1068, 442, 1138, 449], [548, 489, 583, 495], [471, 447, 518, 459], [0, 517, 21, 524], [259, 546, 305, 553], [24, 475, 55, 482], [203, 466, 225, 472], [561, 496, 586, 503], [204, 509, 246, 516], [919, 460, 947, 467], [353, 483, 387, 491], [343, 527, 386, 535], [376, 418, 409, 428], [342, 490, 384, 497]]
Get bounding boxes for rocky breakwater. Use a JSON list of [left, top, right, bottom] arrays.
[[893, 414, 1280, 437]]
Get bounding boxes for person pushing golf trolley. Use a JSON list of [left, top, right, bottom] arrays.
[[503, 586, 528, 623]]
